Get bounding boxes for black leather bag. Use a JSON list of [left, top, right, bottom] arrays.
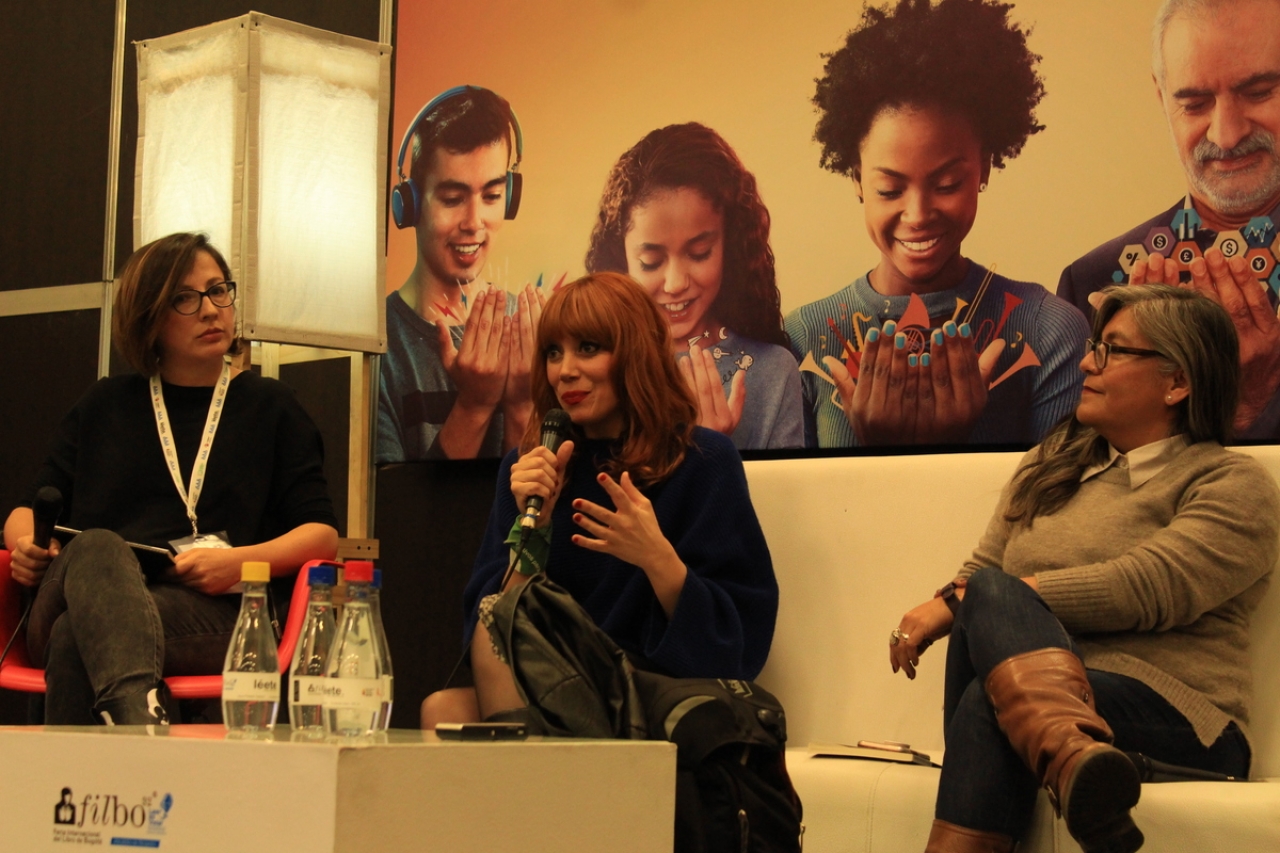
[[485, 576, 804, 852], [486, 574, 647, 738], [632, 672, 804, 853]]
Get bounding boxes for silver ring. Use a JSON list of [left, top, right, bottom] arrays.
[[890, 628, 908, 646]]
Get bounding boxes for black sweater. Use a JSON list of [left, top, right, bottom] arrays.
[[26, 371, 338, 577]]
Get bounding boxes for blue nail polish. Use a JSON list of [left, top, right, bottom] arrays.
[[866, 328, 880, 344], [883, 320, 897, 335], [959, 323, 972, 338], [895, 333, 906, 350], [908, 354, 918, 367], [944, 321, 957, 337], [931, 329, 944, 347], [921, 353, 931, 367]]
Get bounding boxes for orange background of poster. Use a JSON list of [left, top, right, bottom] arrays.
[[387, 0, 1181, 313]]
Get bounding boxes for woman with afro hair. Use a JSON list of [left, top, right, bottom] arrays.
[[784, 0, 1089, 448], [586, 122, 805, 449]]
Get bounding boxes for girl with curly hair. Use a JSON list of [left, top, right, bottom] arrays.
[[586, 122, 805, 449], [784, 0, 1089, 448]]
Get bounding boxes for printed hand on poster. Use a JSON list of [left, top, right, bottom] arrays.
[[822, 320, 1004, 446], [435, 288, 512, 457], [1123, 249, 1280, 433], [680, 343, 747, 438], [503, 283, 547, 450]]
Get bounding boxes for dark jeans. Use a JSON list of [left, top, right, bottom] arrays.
[[937, 568, 1251, 839], [27, 529, 240, 724]]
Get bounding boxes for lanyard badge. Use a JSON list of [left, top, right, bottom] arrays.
[[149, 363, 232, 541]]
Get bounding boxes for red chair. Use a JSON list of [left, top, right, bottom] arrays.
[[0, 550, 326, 703]]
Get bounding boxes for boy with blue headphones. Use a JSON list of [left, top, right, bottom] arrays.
[[378, 86, 540, 462]]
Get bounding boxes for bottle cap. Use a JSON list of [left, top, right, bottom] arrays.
[[241, 561, 271, 583], [343, 560, 374, 584], [308, 563, 337, 586]]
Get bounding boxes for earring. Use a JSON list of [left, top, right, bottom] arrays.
[[979, 182, 988, 192], [1166, 395, 1173, 403]]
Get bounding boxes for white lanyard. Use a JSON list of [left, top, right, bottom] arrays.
[[149, 363, 232, 536]]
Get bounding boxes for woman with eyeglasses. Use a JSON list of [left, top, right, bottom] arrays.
[[888, 285, 1279, 853], [3, 232, 338, 725]]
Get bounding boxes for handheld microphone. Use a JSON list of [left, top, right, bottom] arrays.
[[2, 487, 62, 670], [32, 486, 63, 550], [521, 408, 571, 530]]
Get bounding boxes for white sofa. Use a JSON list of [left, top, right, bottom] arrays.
[[745, 447, 1280, 853]]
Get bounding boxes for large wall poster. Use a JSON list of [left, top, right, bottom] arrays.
[[379, 0, 1280, 462]]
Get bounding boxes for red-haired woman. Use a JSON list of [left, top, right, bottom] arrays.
[[587, 123, 804, 450], [421, 272, 779, 727]]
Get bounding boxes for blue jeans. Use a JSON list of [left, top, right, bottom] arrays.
[[936, 568, 1250, 839], [27, 529, 240, 724]]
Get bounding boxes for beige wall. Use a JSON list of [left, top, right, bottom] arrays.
[[388, 0, 1182, 313]]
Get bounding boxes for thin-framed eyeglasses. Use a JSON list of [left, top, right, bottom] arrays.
[[171, 281, 236, 315], [1084, 338, 1165, 370]]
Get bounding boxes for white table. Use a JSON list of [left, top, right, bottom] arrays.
[[0, 725, 676, 852]]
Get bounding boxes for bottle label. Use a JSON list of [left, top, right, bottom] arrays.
[[291, 675, 332, 705], [222, 672, 281, 702], [322, 677, 386, 711]]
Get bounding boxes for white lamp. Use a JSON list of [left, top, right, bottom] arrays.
[[134, 12, 390, 353]]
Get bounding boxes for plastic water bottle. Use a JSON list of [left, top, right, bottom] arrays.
[[371, 569, 394, 730], [324, 561, 387, 737], [288, 563, 337, 733], [222, 561, 280, 732]]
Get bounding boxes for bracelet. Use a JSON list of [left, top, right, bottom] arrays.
[[504, 517, 552, 576], [934, 577, 968, 616]]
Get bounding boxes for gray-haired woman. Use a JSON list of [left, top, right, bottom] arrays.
[[890, 285, 1280, 853]]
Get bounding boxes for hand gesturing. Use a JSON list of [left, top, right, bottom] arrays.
[[571, 471, 687, 617]]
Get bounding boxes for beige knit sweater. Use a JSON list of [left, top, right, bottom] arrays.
[[961, 441, 1280, 746]]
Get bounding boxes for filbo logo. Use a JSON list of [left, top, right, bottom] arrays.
[[52, 787, 173, 832]]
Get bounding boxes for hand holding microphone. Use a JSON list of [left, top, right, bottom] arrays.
[[510, 409, 573, 532], [10, 486, 63, 587], [2, 487, 62, 669]]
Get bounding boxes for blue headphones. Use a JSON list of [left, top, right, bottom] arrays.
[[391, 85, 524, 229]]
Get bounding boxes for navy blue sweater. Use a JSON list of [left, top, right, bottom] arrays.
[[463, 427, 778, 680]]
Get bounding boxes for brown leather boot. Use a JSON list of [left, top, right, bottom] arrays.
[[985, 648, 1144, 853], [924, 819, 1013, 852]]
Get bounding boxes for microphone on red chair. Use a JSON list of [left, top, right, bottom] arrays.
[[520, 409, 571, 530], [32, 487, 63, 550]]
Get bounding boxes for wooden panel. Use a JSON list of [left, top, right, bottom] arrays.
[[279, 357, 351, 537], [0, 1, 116, 291], [374, 458, 501, 729]]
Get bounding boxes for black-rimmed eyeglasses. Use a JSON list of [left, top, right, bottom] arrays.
[[171, 281, 236, 315], [1084, 338, 1165, 370]]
